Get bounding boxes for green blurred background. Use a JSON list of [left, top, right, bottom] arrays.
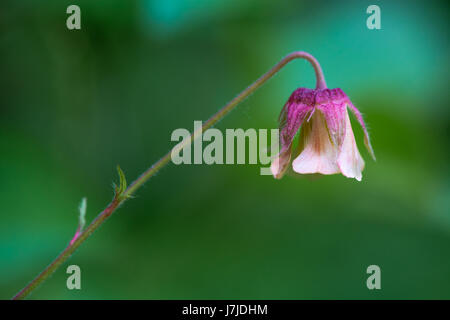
[[1, 0, 449, 299]]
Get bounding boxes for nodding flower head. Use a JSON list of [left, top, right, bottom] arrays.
[[271, 87, 375, 181]]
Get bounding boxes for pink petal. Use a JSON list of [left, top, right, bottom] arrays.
[[272, 89, 315, 179], [337, 111, 365, 181], [347, 101, 376, 160], [278, 89, 315, 152], [270, 146, 292, 179], [316, 88, 348, 149]]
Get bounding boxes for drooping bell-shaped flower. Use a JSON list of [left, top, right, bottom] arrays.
[[271, 87, 375, 181]]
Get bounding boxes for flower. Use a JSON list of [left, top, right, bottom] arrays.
[[271, 87, 375, 181]]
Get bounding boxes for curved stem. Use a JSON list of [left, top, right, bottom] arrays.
[[12, 51, 326, 300]]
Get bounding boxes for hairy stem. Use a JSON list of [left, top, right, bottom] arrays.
[[12, 51, 326, 300]]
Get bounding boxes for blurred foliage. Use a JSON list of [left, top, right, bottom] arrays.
[[0, 0, 449, 299]]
